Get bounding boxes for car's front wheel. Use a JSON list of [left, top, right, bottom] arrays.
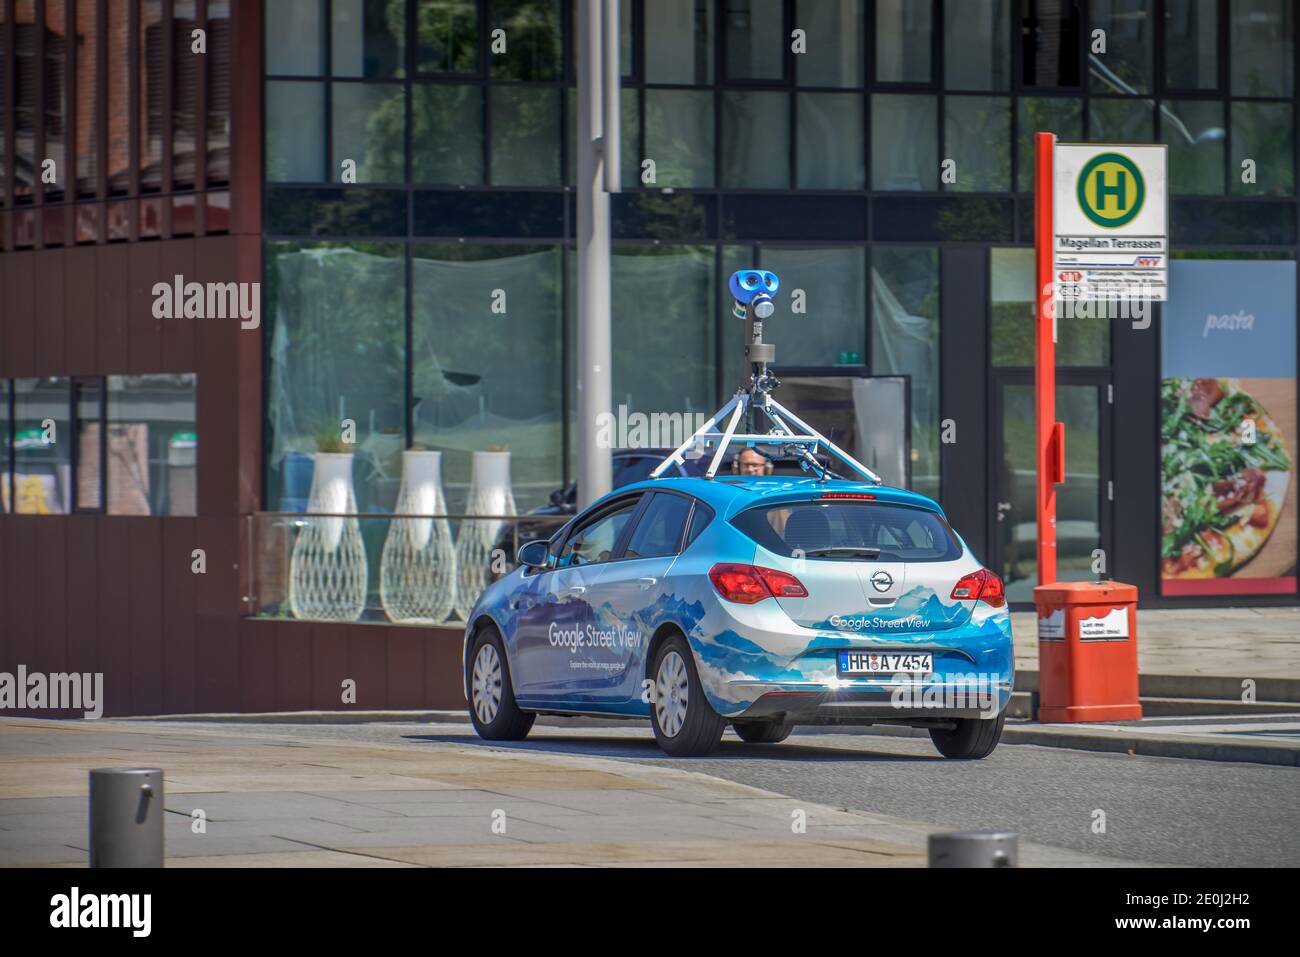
[[732, 719, 793, 744], [467, 625, 535, 741], [929, 714, 1004, 759], [650, 634, 726, 757]]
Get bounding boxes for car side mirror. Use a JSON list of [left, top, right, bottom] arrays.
[[517, 540, 550, 569]]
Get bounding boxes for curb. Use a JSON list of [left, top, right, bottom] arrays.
[[1015, 670, 1300, 704]]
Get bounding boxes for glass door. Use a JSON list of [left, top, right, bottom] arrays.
[[991, 371, 1112, 604]]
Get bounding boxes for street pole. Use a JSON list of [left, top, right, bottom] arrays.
[[576, 0, 619, 508], [1034, 131, 1061, 586]]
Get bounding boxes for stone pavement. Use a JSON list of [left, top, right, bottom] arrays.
[[1010, 606, 1300, 682], [0, 717, 1136, 868]]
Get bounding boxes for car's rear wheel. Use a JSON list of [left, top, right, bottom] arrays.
[[732, 719, 793, 744], [467, 625, 535, 741], [929, 714, 1004, 759], [650, 634, 726, 757]]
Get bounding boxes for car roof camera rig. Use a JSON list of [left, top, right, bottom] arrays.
[[652, 270, 882, 485]]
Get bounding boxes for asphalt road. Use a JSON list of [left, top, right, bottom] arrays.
[[163, 719, 1300, 868]]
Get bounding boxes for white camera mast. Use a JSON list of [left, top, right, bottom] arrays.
[[651, 270, 882, 485]]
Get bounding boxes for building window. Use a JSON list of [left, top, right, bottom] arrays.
[[417, 0, 480, 74], [266, 243, 407, 515], [11, 378, 71, 515], [267, 0, 325, 76], [876, 0, 932, 84], [331, 81, 406, 183], [872, 247, 939, 500], [1164, 0, 1217, 90], [173, 0, 201, 189], [871, 93, 937, 190], [413, 84, 483, 184], [721, 90, 789, 188], [1163, 98, 1225, 195], [207, 0, 231, 184], [490, 85, 562, 186], [489, 0, 562, 81], [1230, 0, 1294, 97], [141, 0, 164, 192], [1088, 96, 1154, 142], [1088, 0, 1152, 95], [1020, 0, 1082, 88], [644, 88, 714, 187], [991, 248, 1109, 366], [107, 0, 130, 195], [333, 0, 407, 80], [1231, 101, 1295, 196], [796, 91, 863, 189], [267, 81, 326, 182], [1017, 96, 1082, 190], [795, 0, 863, 88], [106, 375, 198, 516], [411, 244, 563, 512], [74, 378, 104, 512], [725, 0, 785, 81], [645, 0, 713, 85], [945, 0, 1010, 91], [944, 95, 1011, 191]]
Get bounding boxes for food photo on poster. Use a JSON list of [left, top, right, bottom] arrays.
[[1161, 259, 1297, 596]]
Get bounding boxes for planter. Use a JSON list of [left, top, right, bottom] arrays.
[[380, 450, 458, 624], [288, 452, 368, 622], [454, 450, 517, 620]]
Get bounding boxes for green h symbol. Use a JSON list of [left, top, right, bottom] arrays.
[[1095, 168, 1127, 211]]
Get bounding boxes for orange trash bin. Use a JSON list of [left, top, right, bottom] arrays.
[[1033, 580, 1142, 723]]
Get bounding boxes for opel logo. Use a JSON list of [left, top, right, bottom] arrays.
[[870, 570, 894, 593]]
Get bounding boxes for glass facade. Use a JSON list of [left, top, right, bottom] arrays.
[[261, 0, 1299, 567]]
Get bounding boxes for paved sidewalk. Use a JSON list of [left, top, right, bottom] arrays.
[[0, 717, 1136, 868], [1011, 606, 1300, 682]]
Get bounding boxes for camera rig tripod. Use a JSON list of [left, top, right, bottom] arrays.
[[651, 270, 882, 484]]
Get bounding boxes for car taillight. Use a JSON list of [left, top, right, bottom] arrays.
[[818, 492, 876, 500], [708, 563, 808, 603], [950, 568, 1006, 608]]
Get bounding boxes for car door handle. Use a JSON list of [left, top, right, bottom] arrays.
[[561, 585, 587, 598], [637, 577, 658, 589]]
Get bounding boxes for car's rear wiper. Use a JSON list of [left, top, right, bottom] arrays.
[[802, 546, 882, 559]]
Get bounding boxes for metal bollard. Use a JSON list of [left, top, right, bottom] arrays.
[[89, 768, 165, 868], [928, 831, 1018, 868]]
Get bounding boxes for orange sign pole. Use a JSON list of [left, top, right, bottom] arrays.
[[1035, 131, 1062, 586]]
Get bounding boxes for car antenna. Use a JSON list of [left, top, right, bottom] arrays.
[[651, 269, 882, 484]]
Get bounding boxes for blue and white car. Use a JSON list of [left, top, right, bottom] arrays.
[[463, 475, 1013, 757]]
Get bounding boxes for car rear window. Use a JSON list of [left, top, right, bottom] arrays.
[[731, 501, 962, 563]]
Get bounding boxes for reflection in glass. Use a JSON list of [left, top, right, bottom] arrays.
[[75, 0, 100, 195], [796, 93, 863, 189], [611, 247, 716, 431], [266, 0, 325, 76], [1230, 0, 1294, 97], [566, 87, 639, 187], [1163, 99, 1225, 195], [722, 91, 789, 189], [990, 248, 1109, 366], [645, 89, 715, 187], [107, 375, 197, 516], [1088, 0, 1152, 94], [207, 1, 232, 184], [646, 0, 713, 84], [1165, 0, 1217, 89], [945, 0, 1009, 90], [491, 87, 561, 186], [1020, 0, 1081, 87], [413, 85, 483, 185], [725, 0, 784, 80], [140, 0, 162, 191], [266, 243, 407, 515], [872, 247, 939, 500], [173, 0, 200, 188], [871, 94, 937, 191], [760, 247, 866, 367], [331, 83, 406, 183], [796, 0, 862, 87], [1017, 97, 1082, 191], [1231, 102, 1295, 196], [412, 246, 563, 512], [332, 0, 406, 79], [1088, 97, 1154, 142], [267, 82, 326, 182], [944, 96, 1010, 192], [490, 0, 562, 81], [75, 379, 103, 511], [875, 0, 932, 83], [12, 379, 71, 515], [417, 0, 479, 73], [107, 0, 131, 195]]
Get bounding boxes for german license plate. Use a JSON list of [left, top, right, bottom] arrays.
[[838, 651, 933, 675]]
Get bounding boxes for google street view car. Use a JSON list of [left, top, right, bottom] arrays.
[[462, 271, 1013, 757]]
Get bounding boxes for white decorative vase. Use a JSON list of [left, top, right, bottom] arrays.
[[289, 452, 368, 622], [380, 450, 458, 624], [455, 450, 517, 620]]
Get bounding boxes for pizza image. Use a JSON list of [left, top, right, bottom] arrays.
[[1161, 378, 1293, 579]]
